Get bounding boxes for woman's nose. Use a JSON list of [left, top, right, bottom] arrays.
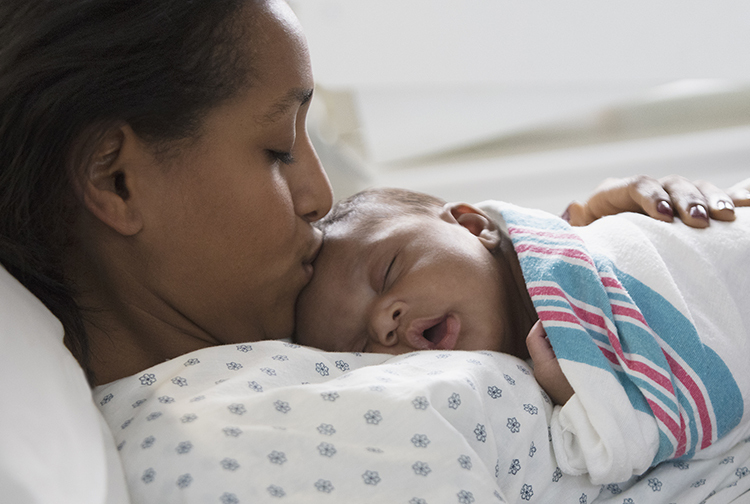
[[288, 130, 333, 223], [369, 300, 408, 347]]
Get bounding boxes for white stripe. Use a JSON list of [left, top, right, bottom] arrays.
[[640, 388, 682, 453]]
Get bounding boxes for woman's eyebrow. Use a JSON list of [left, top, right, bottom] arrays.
[[258, 87, 314, 125]]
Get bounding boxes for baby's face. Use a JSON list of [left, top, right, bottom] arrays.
[[295, 203, 513, 355]]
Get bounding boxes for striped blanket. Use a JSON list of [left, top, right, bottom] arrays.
[[480, 202, 750, 484]]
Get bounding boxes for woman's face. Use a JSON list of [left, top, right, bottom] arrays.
[[134, 0, 332, 344]]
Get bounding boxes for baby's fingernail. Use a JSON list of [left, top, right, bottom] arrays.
[[690, 204, 708, 220], [561, 206, 571, 222], [716, 200, 734, 211], [656, 200, 673, 217]]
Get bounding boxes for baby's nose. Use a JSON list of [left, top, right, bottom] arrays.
[[369, 300, 408, 347]]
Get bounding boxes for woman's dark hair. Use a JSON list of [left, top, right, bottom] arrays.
[[0, 0, 252, 383]]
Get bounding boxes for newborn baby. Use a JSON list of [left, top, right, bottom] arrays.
[[295, 187, 750, 485], [294, 187, 568, 399]]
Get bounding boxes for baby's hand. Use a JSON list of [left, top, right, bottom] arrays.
[[526, 320, 574, 405]]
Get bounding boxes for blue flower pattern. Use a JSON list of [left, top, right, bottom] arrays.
[[364, 410, 382, 425], [362, 470, 380, 485], [139, 374, 156, 386], [315, 479, 334, 493], [413, 396, 429, 410], [474, 424, 487, 443], [509, 459, 521, 475], [412, 461, 431, 476], [94, 341, 736, 504], [457, 490, 475, 503], [448, 393, 461, 410], [458, 455, 472, 470], [317, 442, 336, 457], [487, 386, 502, 399], [411, 434, 430, 448]]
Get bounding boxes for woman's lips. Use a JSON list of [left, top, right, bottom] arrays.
[[301, 231, 323, 281], [406, 314, 461, 350]]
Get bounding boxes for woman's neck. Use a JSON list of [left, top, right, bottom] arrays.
[[66, 226, 221, 386]]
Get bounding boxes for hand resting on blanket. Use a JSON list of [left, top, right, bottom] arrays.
[[565, 174, 750, 228]]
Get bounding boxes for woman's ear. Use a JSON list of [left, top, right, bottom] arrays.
[[73, 124, 145, 236], [440, 202, 501, 251]]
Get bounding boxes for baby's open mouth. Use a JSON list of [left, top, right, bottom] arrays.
[[424, 318, 449, 344], [407, 314, 461, 350]]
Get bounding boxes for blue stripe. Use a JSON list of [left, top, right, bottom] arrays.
[[618, 270, 743, 442]]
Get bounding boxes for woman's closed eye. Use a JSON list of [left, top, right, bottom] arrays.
[[267, 149, 295, 165]]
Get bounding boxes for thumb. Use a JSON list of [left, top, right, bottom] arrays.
[[564, 201, 595, 226]]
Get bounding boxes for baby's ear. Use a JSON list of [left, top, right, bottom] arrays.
[[441, 202, 501, 251]]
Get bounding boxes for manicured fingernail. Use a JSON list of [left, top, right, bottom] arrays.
[[656, 200, 673, 217], [690, 204, 708, 220], [716, 200, 734, 211]]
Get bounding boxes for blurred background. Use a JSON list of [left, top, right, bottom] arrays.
[[289, 0, 750, 213]]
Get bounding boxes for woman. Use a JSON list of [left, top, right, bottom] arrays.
[[0, 0, 746, 388]]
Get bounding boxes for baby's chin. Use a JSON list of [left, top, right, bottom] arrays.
[[455, 331, 505, 353]]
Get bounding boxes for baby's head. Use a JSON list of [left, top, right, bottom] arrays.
[[294, 188, 525, 356]]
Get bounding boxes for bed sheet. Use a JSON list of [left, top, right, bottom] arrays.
[[94, 341, 750, 503]]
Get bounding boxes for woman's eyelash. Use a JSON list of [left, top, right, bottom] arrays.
[[268, 150, 295, 165]]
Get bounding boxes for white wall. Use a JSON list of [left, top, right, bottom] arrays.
[[292, 0, 750, 87], [290, 1, 750, 211]]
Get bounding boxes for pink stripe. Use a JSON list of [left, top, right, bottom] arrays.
[[664, 352, 714, 449], [516, 243, 595, 267], [611, 304, 649, 327], [597, 346, 620, 367], [646, 398, 685, 457], [600, 276, 623, 289], [507, 225, 585, 243]]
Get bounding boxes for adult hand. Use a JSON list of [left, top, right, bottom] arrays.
[[564, 175, 750, 228]]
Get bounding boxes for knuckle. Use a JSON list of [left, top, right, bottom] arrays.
[[632, 174, 658, 187]]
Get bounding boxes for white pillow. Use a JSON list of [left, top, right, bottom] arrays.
[[0, 265, 130, 504]]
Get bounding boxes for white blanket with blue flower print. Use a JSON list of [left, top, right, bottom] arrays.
[[95, 339, 750, 503]]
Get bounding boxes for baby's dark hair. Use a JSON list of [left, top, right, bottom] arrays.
[[316, 188, 447, 234]]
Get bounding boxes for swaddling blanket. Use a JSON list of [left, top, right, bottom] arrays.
[[481, 202, 750, 484]]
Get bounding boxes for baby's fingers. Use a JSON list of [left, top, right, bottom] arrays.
[[526, 320, 556, 365], [526, 320, 574, 405]]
